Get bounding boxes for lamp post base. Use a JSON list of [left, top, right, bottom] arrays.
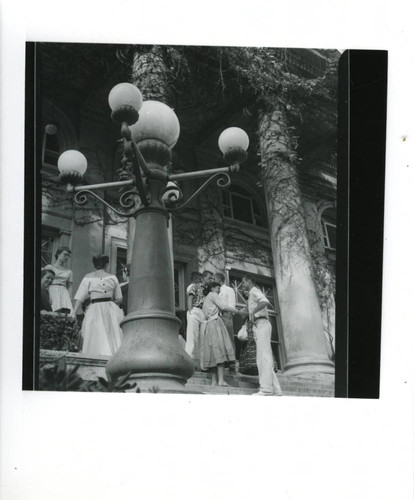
[[106, 314, 195, 393], [126, 373, 192, 393]]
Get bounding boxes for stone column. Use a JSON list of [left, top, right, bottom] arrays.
[[259, 108, 334, 375], [302, 199, 336, 360]]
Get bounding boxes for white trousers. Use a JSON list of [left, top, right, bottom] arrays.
[[253, 318, 282, 395], [185, 308, 206, 364]]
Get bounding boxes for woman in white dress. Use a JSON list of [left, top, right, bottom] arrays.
[[202, 282, 239, 386], [72, 255, 124, 356], [44, 246, 73, 314]]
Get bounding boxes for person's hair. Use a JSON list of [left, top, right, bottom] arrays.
[[124, 264, 131, 276], [214, 272, 226, 283], [207, 281, 221, 293], [242, 275, 255, 285], [202, 270, 213, 278], [41, 268, 55, 279], [92, 254, 109, 270], [55, 246, 71, 260], [190, 271, 202, 281]]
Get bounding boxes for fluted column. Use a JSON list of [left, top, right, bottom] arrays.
[[259, 108, 334, 375]]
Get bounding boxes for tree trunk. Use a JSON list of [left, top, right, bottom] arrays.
[[259, 107, 334, 375]]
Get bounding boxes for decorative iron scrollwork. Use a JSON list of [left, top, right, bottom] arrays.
[[73, 189, 138, 218], [168, 173, 231, 213]]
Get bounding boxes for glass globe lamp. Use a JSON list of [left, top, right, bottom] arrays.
[[109, 83, 143, 125], [58, 150, 88, 187], [218, 127, 249, 164], [129, 101, 180, 149], [108, 83, 143, 112]]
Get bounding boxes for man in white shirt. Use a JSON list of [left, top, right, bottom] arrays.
[[214, 272, 236, 352], [241, 275, 283, 396]]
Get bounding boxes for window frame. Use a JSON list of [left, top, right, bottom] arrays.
[[321, 219, 337, 250], [319, 205, 337, 251], [41, 227, 60, 268], [221, 184, 268, 228], [110, 237, 128, 283]]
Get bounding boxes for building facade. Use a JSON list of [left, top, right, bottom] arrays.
[[39, 43, 337, 377]]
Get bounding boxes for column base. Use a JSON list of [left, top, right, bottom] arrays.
[[123, 373, 195, 394], [283, 357, 335, 376]]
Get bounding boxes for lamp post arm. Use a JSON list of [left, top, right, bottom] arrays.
[[169, 164, 239, 183], [73, 179, 135, 192]]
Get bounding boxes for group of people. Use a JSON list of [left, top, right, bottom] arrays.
[[40, 247, 283, 395], [41, 248, 125, 357], [185, 270, 283, 396]]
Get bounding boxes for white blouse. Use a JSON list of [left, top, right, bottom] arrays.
[[202, 292, 228, 322], [74, 275, 122, 302]]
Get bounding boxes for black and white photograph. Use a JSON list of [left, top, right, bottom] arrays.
[[1, 1, 413, 499], [28, 43, 339, 396]]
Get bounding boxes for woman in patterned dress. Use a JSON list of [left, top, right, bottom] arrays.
[[72, 255, 124, 356], [202, 282, 239, 386], [44, 246, 73, 314]]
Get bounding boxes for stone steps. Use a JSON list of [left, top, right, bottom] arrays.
[[40, 350, 334, 397], [186, 370, 334, 397]]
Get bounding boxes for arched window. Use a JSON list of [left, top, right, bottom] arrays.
[[221, 184, 267, 228], [320, 206, 336, 250]]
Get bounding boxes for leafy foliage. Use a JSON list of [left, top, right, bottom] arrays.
[[85, 371, 137, 393], [40, 312, 81, 352], [38, 358, 162, 393], [39, 358, 87, 392]]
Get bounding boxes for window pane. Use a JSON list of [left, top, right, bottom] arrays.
[[41, 236, 54, 267], [326, 223, 336, 249], [229, 276, 248, 306], [231, 185, 250, 197], [252, 199, 267, 227], [231, 193, 254, 224], [116, 247, 127, 282]]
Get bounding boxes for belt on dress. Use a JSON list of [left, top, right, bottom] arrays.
[[52, 284, 66, 287], [90, 298, 113, 304]]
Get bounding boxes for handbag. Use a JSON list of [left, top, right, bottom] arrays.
[[238, 320, 280, 375], [237, 323, 248, 342], [238, 321, 258, 375]]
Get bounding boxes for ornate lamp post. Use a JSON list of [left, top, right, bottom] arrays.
[[57, 82, 249, 392]]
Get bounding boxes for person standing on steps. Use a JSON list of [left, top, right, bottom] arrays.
[[214, 272, 237, 371], [40, 268, 55, 312], [73, 255, 124, 356], [185, 270, 214, 368], [202, 282, 239, 386], [44, 246, 74, 314], [241, 276, 283, 396]]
